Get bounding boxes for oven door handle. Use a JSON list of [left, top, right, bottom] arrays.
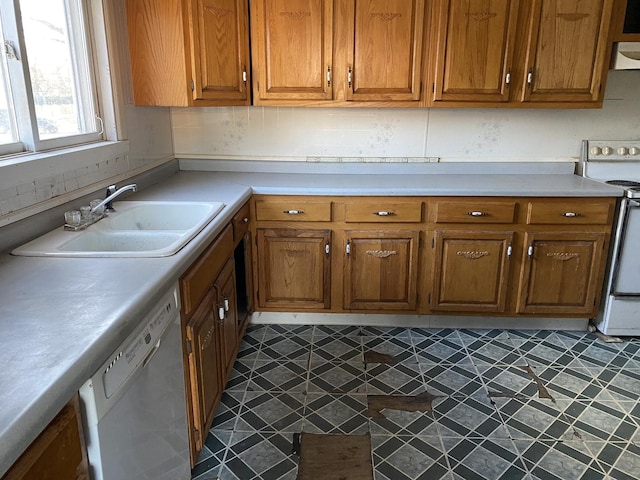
[[629, 200, 640, 208]]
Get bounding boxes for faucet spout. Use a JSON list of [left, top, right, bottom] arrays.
[[91, 183, 137, 213]]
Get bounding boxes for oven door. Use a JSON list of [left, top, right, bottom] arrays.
[[612, 199, 640, 296]]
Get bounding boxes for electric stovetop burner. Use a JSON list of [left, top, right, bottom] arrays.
[[606, 179, 640, 187]]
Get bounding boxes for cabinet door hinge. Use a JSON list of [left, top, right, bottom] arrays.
[[190, 80, 195, 91], [185, 339, 193, 355], [432, 82, 435, 93], [242, 67, 247, 83], [431, 237, 435, 248], [192, 427, 200, 443], [427, 293, 431, 304]]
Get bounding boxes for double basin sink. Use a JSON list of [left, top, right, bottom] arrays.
[[12, 201, 225, 257]]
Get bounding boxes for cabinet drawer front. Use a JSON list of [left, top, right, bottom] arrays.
[[434, 201, 516, 223], [232, 201, 250, 242], [526, 201, 613, 225], [345, 201, 422, 223], [181, 225, 234, 317], [255, 199, 331, 221]]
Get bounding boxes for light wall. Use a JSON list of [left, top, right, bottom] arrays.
[[172, 70, 640, 163]]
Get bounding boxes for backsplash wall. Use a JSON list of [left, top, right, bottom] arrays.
[[172, 70, 640, 162]]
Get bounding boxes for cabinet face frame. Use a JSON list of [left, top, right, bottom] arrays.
[[431, 230, 514, 313], [431, 0, 519, 103], [516, 231, 606, 315]]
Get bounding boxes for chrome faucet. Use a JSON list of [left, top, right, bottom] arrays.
[[91, 183, 137, 213]]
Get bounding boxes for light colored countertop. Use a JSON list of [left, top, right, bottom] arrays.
[[0, 166, 623, 476]]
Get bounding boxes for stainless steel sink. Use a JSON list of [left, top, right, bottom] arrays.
[[11, 201, 225, 257]]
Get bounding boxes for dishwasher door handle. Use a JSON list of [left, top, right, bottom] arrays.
[[142, 339, 161, 369]]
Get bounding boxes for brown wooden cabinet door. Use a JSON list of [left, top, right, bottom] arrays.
[[346, 0, 426, 102], [185, 291, 222, 455], [344, 230, 419, 310], [431, 231, 514, 313], [250, 0, 334, 102], [215, 259, 238, 379], [190, 0, 251, 104], [521, 0, 613, 103], [256, 229, 331, 309], [517, 232, 606, 314], [431, 0, 519, 103]]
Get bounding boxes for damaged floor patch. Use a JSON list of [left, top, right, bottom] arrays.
[[363, 350, 398, 365], [293, 432, 373, 480], [487, 365, 555, 401], [367, 391, 441, 418]]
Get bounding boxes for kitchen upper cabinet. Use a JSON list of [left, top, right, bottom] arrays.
[[427, 0, 615, 107], [520, 0, 614, 103], [516, 232, 606, 315], [250, 0, 427, 105], [250, 0, 334, 103], [431, 0, 519, 103], [343, 0, 426, 103], [126, 0, 251, 106], [255, 228, 332, 310], [431, 231, 513, 312], [344, 230, 420, 310]]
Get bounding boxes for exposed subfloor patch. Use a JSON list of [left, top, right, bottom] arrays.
[[293, 432, 373, 480]]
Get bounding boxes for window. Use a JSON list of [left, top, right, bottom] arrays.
[[0, 0, 101, 157]]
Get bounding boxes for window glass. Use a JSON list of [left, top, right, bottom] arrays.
[[19, 0, 97, 140]]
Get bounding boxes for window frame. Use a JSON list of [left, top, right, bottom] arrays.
[[0, 0, 103, 156]]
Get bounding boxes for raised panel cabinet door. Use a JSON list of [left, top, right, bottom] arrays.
[[185, 291, 222, 456], [516, 232, 606, 315], [190, 0, 251, 104], [431, 231, 513, 312], [431, 0, 519, 103], [521, 0, 614, 103], [344, 231, 419, 310], [251, 0, 334, 101], [346, 0, 426, 102], [256, 229, 331, 309], [214, 259, 238, 379]]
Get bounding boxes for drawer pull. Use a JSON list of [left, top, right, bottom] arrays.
[[218, 306, 225, 322], [373, 211, 395, 216], [283, 209, 304, 215], [561, 212, 580, 218], [242, 217, 249, 223], [467, 211, 487, 217]]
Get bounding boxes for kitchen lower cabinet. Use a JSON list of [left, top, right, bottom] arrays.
[[431, 231, 514, 313], [344, 230, 419, 310], [215, 259, 239, 379], [516, 232, 606, 315], [255, 228, 332, 310], [184, 290, 222, 458], [180, 216, 249, 466], [250, 195, 615, 318], [1, 396, 88, 480]]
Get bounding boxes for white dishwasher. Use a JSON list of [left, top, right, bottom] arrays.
[[79, 286, 190, 480]]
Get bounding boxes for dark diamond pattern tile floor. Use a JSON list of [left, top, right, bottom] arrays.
[[192, 325, 640, 479]]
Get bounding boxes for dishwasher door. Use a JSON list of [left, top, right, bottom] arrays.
[[80, 288, 190, 480]]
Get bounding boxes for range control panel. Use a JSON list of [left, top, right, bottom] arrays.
[[587, 140, 640, 161]]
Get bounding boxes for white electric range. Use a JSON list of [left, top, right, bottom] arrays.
[[581, 140, 640, 336]]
